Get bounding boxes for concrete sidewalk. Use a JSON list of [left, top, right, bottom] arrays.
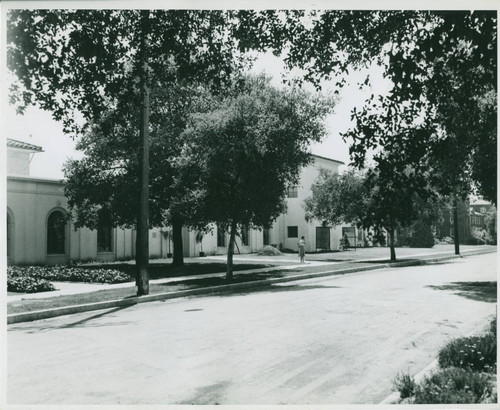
[[7, 246, 497, 324]]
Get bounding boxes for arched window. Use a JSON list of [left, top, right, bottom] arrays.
[[7, 212, 12, 257], [97, 212, 113, 252], [216, 224, 226, 247], [47, 210, 67, 254], [263, 228, 270, 246], [241, 227, 250, 246]]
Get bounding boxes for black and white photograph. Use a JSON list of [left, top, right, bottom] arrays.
[[1, 0, 498, 407]]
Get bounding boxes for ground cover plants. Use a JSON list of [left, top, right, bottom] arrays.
[[7, 266, 130, 293], [393, 316, 497, 404], [7, 274, 55, 294]]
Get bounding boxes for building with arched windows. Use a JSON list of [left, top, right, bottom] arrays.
[[7, 138, 349, 265]]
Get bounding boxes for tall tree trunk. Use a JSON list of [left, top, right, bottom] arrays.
[[453, 196, 460, 255], [226, 220, 237, 281], [172, 217, 184, 267], [136, 10, 150, 296], [389, 226, 396, 261]]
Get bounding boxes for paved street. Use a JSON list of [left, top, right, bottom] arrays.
[[7, 252, 496, 405]]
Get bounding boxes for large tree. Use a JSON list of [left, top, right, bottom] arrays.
[[305, 163, 435, 261], [178, 75, 333, 279], [63, 81, 216, 266], [281, 10, 496, 255], [7, 9, 280, 294], [304, 168, 365, 227]]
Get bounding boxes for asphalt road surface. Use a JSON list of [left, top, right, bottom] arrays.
[[7, 252, 497, 405]]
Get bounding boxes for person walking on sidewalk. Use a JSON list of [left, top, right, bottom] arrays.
[[298, 236, 306, 263]]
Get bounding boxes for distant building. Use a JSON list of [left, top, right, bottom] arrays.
[[435, 199, 471, 243], [7, 138, 350, 265], [469, 198, 496, 237]]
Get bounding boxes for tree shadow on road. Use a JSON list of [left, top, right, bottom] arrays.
[[159, 271, 291, 288], [427, 281, 497, 303], [12, 305, 136, 333], [316, 258, 354, 262], [193, 282, 342, 298]]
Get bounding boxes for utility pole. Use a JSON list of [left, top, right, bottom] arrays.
[[136, 9, 150, 295]]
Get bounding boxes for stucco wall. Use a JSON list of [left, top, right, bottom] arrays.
[[7, 150, 31, 176], [280, 156, 350, 252], [7, 176, 139, 265], [7, 154, 350, 264]]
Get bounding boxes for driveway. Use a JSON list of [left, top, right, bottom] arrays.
[[7, 252, 496, 405]]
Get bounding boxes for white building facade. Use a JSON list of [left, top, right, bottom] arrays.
[[6, 138, 351, 265]]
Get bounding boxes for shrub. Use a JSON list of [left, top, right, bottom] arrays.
[[409, 220, 435, 248], [393, 372, 416, 399], [395, 227, 412, 247], [258, 245, 283, 256], [438, 334, 496, 373], [413, 367, 495, 404], [465, 233, 487, 245], [490, 316, 497, 337], [7, 274, 55, 293], [436, 236, 454, 245]]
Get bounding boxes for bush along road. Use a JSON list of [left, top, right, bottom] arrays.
[[392, 315, 497, 404]]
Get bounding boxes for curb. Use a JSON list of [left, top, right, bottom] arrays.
[[379, 359, 440, 404], [7, 249, 496, 325]]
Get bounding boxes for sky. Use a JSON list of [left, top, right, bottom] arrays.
[[4, 46, 391, 180]]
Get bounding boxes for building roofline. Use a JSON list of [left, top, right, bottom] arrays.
[[7, 138, 44, 152], [311, 153, 345, 165], [470, 199, 492, 206], [7, 175, 64, 185]]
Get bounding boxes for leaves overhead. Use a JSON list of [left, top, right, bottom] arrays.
[[7, 9, 283, 136], [283, 10, 497, 203]]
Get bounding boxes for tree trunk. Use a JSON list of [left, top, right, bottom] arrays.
[[136, 10, 150, 296], [172, 217, 184, 267], [226, 220, 237, 281], [453, 196, 460, 255], [389, 226, 396, 261]]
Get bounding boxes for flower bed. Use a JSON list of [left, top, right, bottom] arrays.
[[7, 265, 131, 293], [7, 274, 55, 293]]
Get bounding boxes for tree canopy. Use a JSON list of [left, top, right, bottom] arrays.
[[7, 9, 274, 134], [282, 10, 497, 203]]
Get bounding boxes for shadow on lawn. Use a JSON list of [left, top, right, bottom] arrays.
[[428, 281, 497, 303], [79, 262, 273, 280], [149, 263, 275, 279]]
